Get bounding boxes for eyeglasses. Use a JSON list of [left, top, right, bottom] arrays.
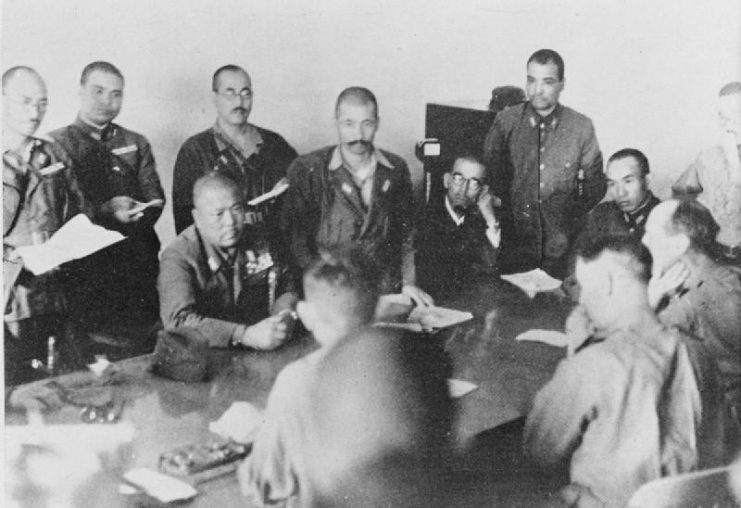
[[8, 97, 48, 111], [215, 89, 252, 101], [450, 172, 483, 192]]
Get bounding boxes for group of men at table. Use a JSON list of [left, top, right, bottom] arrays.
[[3, 47, 741, 506]]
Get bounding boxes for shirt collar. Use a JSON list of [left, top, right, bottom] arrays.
[[526, 102, 561, 129], [444, 196, 465, 226], [213, 121, 263, 156], [328, 145, 394, 171], [74, 115, 116, 141], [198, 228, 243, 273]]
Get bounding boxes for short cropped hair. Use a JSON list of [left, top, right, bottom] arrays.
[[488, 85, 526, 114], [719, 81, 741, 97], [451, 152, 488, 183], [335, 86, 378, 119], [80, 61, 124, 86], [2, 66, 40, 93], [304, 247, 383, 323], [608, 148, 650, 177], [577, 235, 653, 284], [527, 49, 565, 81], [666, 199, 721, 258], [212, 64, 247, 92], [192, 171, 241, 208]]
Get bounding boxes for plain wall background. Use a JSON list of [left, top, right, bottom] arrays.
[[3, 0, 740, 247]]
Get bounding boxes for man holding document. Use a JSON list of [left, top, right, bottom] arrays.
[[3, 66, 88, 385], [49, 61, 165, 328]]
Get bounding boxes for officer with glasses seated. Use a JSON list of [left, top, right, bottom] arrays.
[[415, 153, 500, 298]]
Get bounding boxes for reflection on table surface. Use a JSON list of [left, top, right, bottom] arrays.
[[6, 275, 572, 507]]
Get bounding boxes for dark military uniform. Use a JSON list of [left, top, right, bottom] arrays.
[[484, 102, 605, 278], [282, 146, 414, 288], [3, 138, 88, 383], [171, 124, 297, 245], [49, 117, 164, 325]]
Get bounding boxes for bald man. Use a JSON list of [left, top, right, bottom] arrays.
[[673, 82, 741, 262], [172, 65, 297, 238], [158, 172, 298, 350], [525, 236, 731, 507], [282, 86, 432, 306], [3, 66, 88, 384], [643, 199, 741, 421]]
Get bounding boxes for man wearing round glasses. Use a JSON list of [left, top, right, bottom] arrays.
[[172, 65, 297, 245], [415, 154, 500, 297]]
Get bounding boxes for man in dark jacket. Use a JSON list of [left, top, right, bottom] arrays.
[[483, 49, 605, 278], [415, 153, 499, 298], [282, 87, 432, 306]]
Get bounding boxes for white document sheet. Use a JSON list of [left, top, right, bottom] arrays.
[[15, 214, 125, 275], [501, 269, 562, 298], [515, 329, 570, 348], [123, 468, 198, 503], [247, 180, 289, 206], [448, 379, 478, 398], [408, 306, 474, 330], [209, 401, 264, 444]]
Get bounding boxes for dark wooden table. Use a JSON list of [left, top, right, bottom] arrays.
[[5, 275, 572, 507]]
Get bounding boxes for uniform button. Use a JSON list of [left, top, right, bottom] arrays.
[[540, 147, 545, 153], [539, 164, 545, 171], [539, 182, 545, 188]]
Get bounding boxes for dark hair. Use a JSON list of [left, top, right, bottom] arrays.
[[304, 246, 382, 322], [666, 199, 721, 258], [2, 66, 40, 92], [608, 148, 650, 176], [577, 235, 653, 283], [80, 61, 124, 86], [451, 152, 488, 183], [719, 81, 741, 97], [212, 64, 247, 92], [335, 86, 378, 119], [488, 85, 526, 114], [527, 49, 565, 81]]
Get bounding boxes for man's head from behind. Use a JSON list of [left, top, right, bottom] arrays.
[[526, 49, 565, 116], [212, 65, 253, 128], [191, 172, 245, 250], [576, 236, 652, 331], [335, 86, 379, 157], [642, 199, 720, 275], [444, 153, 488, 211], [298, 247, 382, 347], [78, 61, 124, 127], [718, 81, 741, 145], [2, 66, 47, 140], [606, 148, 651, 213]]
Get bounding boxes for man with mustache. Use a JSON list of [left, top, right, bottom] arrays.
[[484, 49, 605, 279], [49, 61, 164, 336], [282, 87, 432, 305], [415, 153, 500, 298], [159, 172, 297, 349], [171, 65, 297, 263], [3, 66, 88, 384]]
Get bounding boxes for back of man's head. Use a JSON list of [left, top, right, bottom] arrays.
[[307, 328, 454, 507], [578, 235, 653, 284], [666, 199, 721, 259], [300, 247, 382, 345]]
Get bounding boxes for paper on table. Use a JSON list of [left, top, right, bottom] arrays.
[[448, 379, 478, 398], [15, 214, 125, 275], [501, 269, 562, 298], [128, 198, 164, 215], [209, 401, 264, 444], [515, 329, 570, 348], [408, 306, 474, 330], [123, 468, 198, 503], [247, 180, 289, 206]]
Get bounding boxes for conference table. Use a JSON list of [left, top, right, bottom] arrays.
[[5, 275, 572, 507]]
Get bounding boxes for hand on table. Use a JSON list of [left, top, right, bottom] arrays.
[[102, 196, 144, 224], [648, 261, 689, 309], [7, 383, 65, 411], [241, 314, 292, 350], [401, 284, 434, 307]]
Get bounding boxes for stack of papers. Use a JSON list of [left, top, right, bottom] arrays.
[[501, 269, 562, 298], [209, 401, 264, 444], [15, 214, 125, 275]]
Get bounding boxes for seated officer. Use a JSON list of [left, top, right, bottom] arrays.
[[525, 237, 732, 507], [238, 247, 453, 507], [3, 66, 88, 385], [158, 172, 298, 349], [415, 153, 499, 298], [49, 61, 165, 327]]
